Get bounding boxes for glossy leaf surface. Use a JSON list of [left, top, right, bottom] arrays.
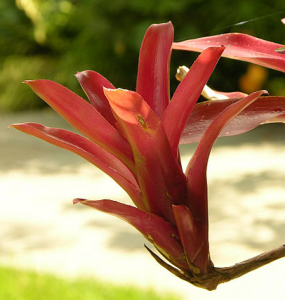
[[173, 33, 285, 73], [173, 205, 210, 274], [10, 122, 144, 209], [180, 96, 285, 144], [104, 89, 187, 223], [74, 199, 189, 270], [162, 47, 224, 156], [76, 70, 117, 126], [25, 80, 134, 170], [185, 91, 266, 226], [136, 22, 173, 117]]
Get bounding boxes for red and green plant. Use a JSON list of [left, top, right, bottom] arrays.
[[10, 22, 285, 290]]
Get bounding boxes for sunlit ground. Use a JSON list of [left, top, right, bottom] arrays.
[[1, 109, 285, 300]]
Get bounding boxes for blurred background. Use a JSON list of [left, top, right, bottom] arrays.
[[1, 0, 285, 112], [1, 1, 285, 300]]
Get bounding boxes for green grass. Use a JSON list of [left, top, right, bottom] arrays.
[[0, 265, 179, 300]]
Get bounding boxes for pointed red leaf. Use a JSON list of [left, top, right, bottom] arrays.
[[180, 96, 285, 144], [162, 47, 224, 156], [173, 205, 210, 274], [10, 122, 145, 209], [173, 33, 285, 73], [25, 80, 134, 170], [185, 91, 266, 225], [104, 89, 187, 224], [74, 199, 189, 271], [75, 70, 117, 126], [136, 22, 173, 117]]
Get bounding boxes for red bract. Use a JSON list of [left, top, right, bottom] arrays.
[[173, 32, 285, 72], [181, 96, 285, 144], [9, 22, 285, 290]]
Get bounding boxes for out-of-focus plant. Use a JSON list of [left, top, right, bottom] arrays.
[[9, 22, 285, 290], [1, 0, 285, 111]]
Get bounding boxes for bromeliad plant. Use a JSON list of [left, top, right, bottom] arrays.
[[10, 22, 285, 290]]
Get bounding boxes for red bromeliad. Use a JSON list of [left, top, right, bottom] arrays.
[[10, 22, 285, 290]]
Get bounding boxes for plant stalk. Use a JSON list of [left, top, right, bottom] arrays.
[[147, 244, 285, 290]]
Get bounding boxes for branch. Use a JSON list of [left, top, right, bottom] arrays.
[[215, 244, 285, 284], [148, 244, 285, 291]]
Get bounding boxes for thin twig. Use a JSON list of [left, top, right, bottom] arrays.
[[148, 244, 285, 290]]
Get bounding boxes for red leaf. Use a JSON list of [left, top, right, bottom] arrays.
[[162, 47, 224, 156], [136, 22, 173, 117], [180, 96, 285, 144], [173, 205, 210, 274], [104, 89, 187, 224], [74, 199, 189, 271], [25, 80, 134, 170], [75, 70, 117, 126], [10, 122, 145, 209], [173, 33, 285, 73], [185, 91, 266, 225]]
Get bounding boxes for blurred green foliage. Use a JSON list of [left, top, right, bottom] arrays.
[[0, 265, 178, 300], [1, 0, 285, 111]]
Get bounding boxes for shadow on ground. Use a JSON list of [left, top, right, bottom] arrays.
[[1, 110, 285, 268]]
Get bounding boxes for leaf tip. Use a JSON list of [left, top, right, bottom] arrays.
[[6, 123, 22, 130], [260, 89, 269, 96], [23, 80, 32, 84], [75, 70, 88, 79], [73, 198, 87, 205]]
